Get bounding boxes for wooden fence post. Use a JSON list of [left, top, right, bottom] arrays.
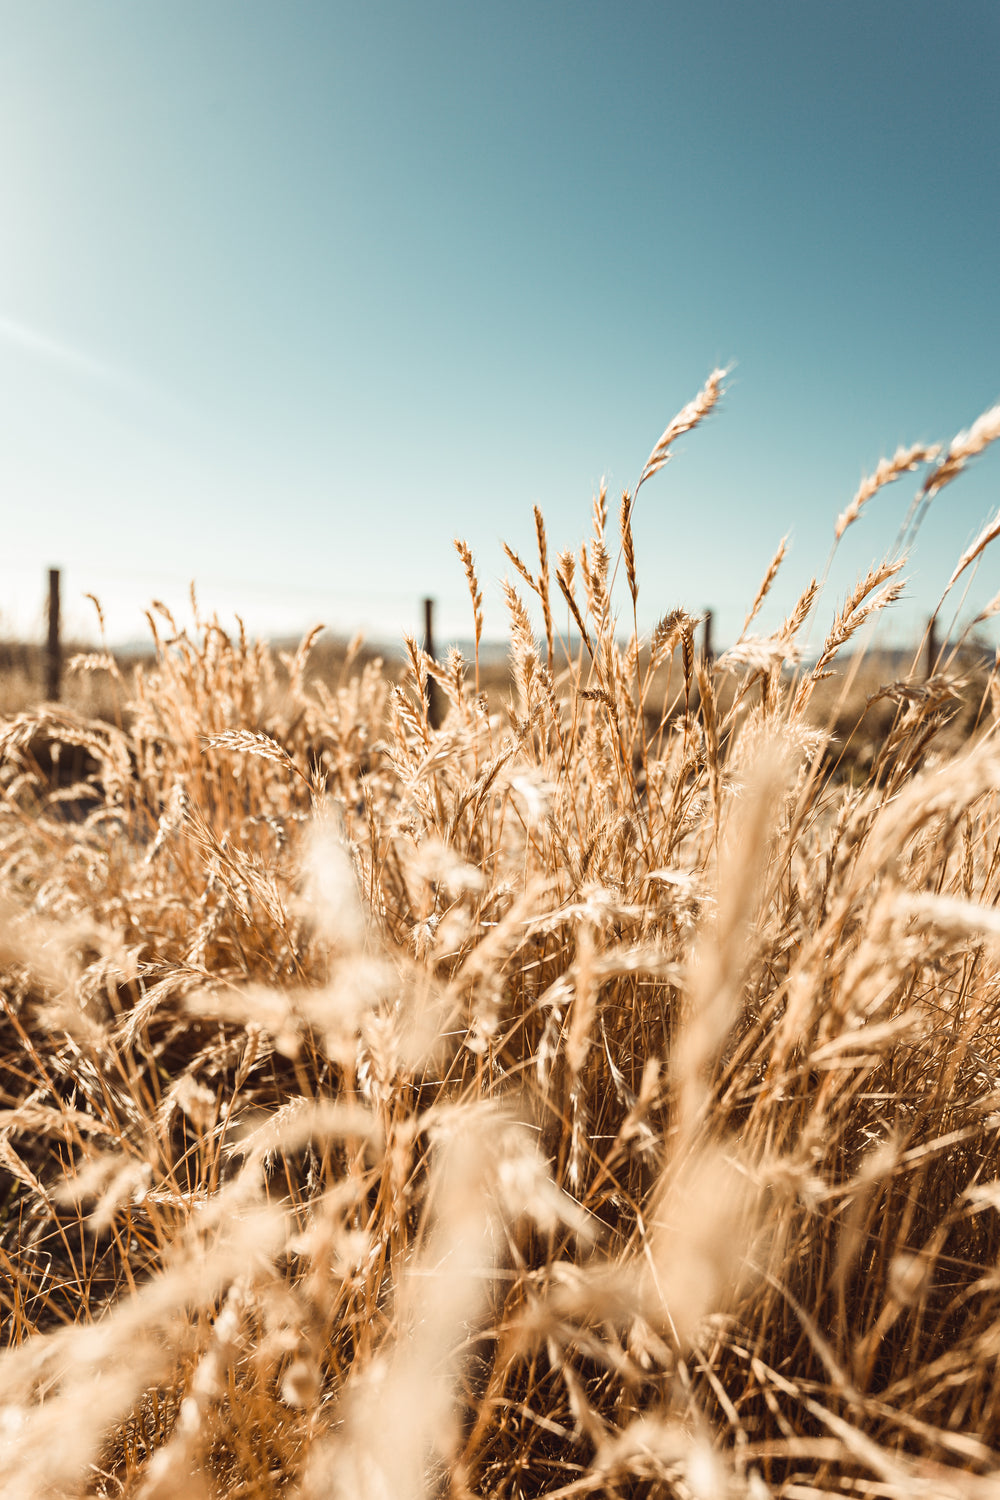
[[46, 568, 61, 701], [926, 615, 938, 680], [423, 596, 442, 728], [703, 609, 714, 666]]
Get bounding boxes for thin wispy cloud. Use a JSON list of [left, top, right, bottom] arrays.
[[0, 313, 126, 387], [0, 312, 197, 432]]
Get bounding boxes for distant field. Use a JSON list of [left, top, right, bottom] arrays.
[[0, 626, 992, 792]]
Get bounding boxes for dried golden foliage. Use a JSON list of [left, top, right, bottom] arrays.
[[1, 379, 1000, 1499]]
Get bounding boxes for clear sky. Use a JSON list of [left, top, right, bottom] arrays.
[[0, 1, 997, 654]]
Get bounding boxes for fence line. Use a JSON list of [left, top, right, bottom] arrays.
[[14, 571, 981, 703]]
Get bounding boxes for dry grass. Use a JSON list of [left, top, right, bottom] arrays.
[[3, 376, 1000, 1498]]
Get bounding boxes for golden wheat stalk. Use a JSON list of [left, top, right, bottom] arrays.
[[941, 506, 1000, 600], [633, 365, 729, 499], [453, 538, 484, 692], [201, 728, 311, 786], [534, 504, 555, 670], [922, 401, 1000, 500], [808, 559, 906, 678], [835, 443, 940, 540], [741, 534, 789, 633], [556, 548, 594, 659]]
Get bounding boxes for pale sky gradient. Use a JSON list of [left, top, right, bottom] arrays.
[[0, 1, 997, 652]]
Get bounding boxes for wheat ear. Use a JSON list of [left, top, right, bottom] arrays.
[[454, 538, 484, 692], [835, 444, 940, 540]]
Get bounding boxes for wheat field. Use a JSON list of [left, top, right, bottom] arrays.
[[3, 374, 1000, 1498]]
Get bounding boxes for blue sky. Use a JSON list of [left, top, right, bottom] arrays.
[[0, 1, 997, 652]]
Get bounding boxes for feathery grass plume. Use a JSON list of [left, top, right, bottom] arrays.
[[84, 591, 107, 637], [638, 748, 785, 1367], [283, 621, 326, 702], [151, 597, 179, 635], [454, 537, 484, 691], [718, 631, 800, 676], [834, 443, 940, 540], [145, 779, 189, 866], [792, 572, 909, 726], [940, 506, 1000, 601], [973, 588, 1000, 625], [533, 654, 567, 758], [399, 631, 435, 743], [501, 538, 535, 593], [633, 365, 729, 502], [302, 807, 366, 955], [615, 493, 647, 781], [580, 686, 623, 749], [503, 576, 541, 716], [592, 477, 608, 540], [619, 488, 638, 610], [202, 729, 309, 784], [588, 534, 612, 643], [533, 503, 554, 671], [648, 607, 691, 669], [781, 574, 820, 643], [339, 629, 365, 683], [502, 514, 556, 675], [678, 738, 791, 1131], [922, 400, 1000, 501], [555, 546, 594, 660], [742, 534, 788, 631], [446, 733, 523, 843], [901, 400, 1000, 548], [807, 558, 906, 676], [426, 644, 472, 726], [577, 536, 595, 625], [681, 617, 696, 719], [67, 652, 119, 676]]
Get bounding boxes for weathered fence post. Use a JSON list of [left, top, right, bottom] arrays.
[[926, 615, 938, 681], [46, 568, 61, 701], [423, 596, 442, 728], [703, 609, 714, 666]]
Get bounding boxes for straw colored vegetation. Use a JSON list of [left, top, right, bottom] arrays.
[[2, 374, 1000, 1499]]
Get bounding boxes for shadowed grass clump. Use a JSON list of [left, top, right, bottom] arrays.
[[2, 373, 1000, 1498]]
